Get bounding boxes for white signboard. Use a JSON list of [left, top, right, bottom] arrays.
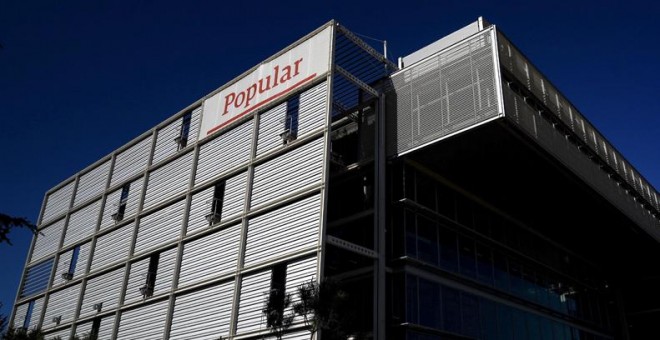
[[200, 26, 332, 138]]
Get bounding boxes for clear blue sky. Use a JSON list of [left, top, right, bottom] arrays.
[[1, 0, 658, 320]]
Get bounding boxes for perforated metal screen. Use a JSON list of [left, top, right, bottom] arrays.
[[386, 29, 500, 156]]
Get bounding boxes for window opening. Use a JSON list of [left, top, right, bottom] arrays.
[[206, 181, 226, 225], [267, 263, 287, 327], [281, 95, 299, 145], [140, 253, 159, 298], [90, 317, 101, 340], [23, 300, 35, 329], [112, 184, 130, 221], [62, 245, 80, 280], [175, 111, 192, 150]]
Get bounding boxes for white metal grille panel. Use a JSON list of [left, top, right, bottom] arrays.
[[188, 106, 202, 146], [44, 327, 70, 339], [124, 247, 177, 305], [53, 242, 90, 286], [178, 225, 240, 287], [187, 172, 247, 236], [73, 160, 110, 207], [256, 102, 287, 156], [90, 223, 133, 272], [285, 257, 317, 324], [152, 117, 183, 165], [41, 181, 74, 225], [79, 267, 124, 319], [235, 270, 271, 334], [43, 284, 81, 329], [99, 176, 143, 231], [251, 137, 324, 208], [75, 314, 114, 339], [63, 200, 101, 248], [13, 297, 43, 329], [169, 280, 234, 339], [298, 81, 327, 136], [135, 199, 185, 255], [245, 194, 321, 267], [116, 300, 168, 340], [386, 29, 499, 156], [30, 219, 64, 264], [110, 136, 152, 187], [195, 120, 253, 186], [143, 151, 193, 209]]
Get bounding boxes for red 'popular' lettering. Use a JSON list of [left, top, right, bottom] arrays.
[[222, 58, 304, 115]]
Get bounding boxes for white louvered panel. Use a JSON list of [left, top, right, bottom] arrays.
[[116, 300, 168, 340], [99, 177, 143, 231], [124, 247, 177, 305], [124, 259, 148, 305], [188, 106, 202, 145], [297, 81, 327, 136], [12, 302, 28, 328], [285, 257, 317, 324], [256, 102, 287, 156], [186, 187, 214, 236], [63, 200, 101, 248], [30, 219, 64, 264], [90, 223, 133, 272], [235, 270, 271, 334], [53, 251, 72, 287], [74, 160, 110, 207], [80, 267, 124, 319], [195, 120, 253, 186], [75, 315, 114, 339], [27, 298, 44, 329], [251, 137, 324, 208], [43, 284, 81, 329], [245, 195, 321, 267], [135, 199, 185, 255], [283, 331, 312, 340], [12, 299, 42, 329], [187, 172, 247, 236], [143, 151, 193, 209], [178, 225, 240, 287], [169, 280, 234, 340], [41, 181, 74, 225], [152, 118, 183, 165], [110, 136, 152, 187], [44, 327, 70, 339]]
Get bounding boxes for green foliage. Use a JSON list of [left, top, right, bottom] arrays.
[[0, 214, 37, 246], [1, 327, 45, 340], [292, 279, 352, 340], [262, 288, 294, 340]]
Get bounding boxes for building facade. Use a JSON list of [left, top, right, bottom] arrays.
[[11, 18, 660, 339]]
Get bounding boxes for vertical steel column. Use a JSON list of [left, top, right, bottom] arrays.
[[374, 93, 387, 338]]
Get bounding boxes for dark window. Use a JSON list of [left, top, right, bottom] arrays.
[[67, 245, 80, 276], [206, 181, 226, 225], [141, 253, 159, 298], [406, 275, 418, 323], [476, 243, 494, 286], [282, 95, 299, 144], [479, 299, 497, 340], [405, 211, 417, 258], [439, 228, 458, 273], [177, 111, 192, 150], [267, 263, 287, 327], [23, 300, 35, 329], [418, 278, 441, 329], [90, 317, 101, 340], [442, 286, 461, 333], [459, 235, 476, 279], [461, 293, 480, 338], [113, 184, 130, 221], [417, 217, 438, 266]]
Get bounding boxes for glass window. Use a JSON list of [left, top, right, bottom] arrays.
[[405, 211, 417, 258], [442, 286, 461, 334], [459, 235, 476, 279], [406, 275, 418, 324], [512, 308, 528, 340], [417, 217, 438, 266], [206, 181, 226, 225], [439, 228, 458, 273], [282, 95, 299, 144], [476, 243, 494, 286], [176, 111, 192, 150], [493, 252, 509, 292], [419, 278, 441, 329], [479, 299, 497, 340], [436, 184, 455, 220], [23, 300, 35, 329], [461, 293, 480, 338], [416, 173, 436, 210], [496, 304, 513, 340]]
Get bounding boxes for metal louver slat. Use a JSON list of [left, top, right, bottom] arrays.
[[79, 267, 124, 318], [143, 152, 193, 209], [43, 284, 81, 329], [90, 223, 133, 272], [195, 120, 253, 186], [21, 258, 53, 298], [41, 181, 75, 225], [152, 118, 183, 165], [135, 199, 185, 255], [99, 176, 143, 231], [116, 300, 168, 340], [236, 270, 271, 335], [30, 219, 64, 264], [63, 200, 101, 248], [178, 225, 240, 287], [110, 137, 152, 187]]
